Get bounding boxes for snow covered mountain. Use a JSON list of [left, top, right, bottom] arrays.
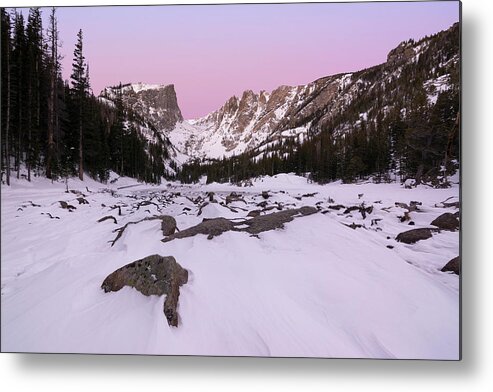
[[170, 85, 318, 159], [98, 22, 459, 171], [168, 22, 459, 161], [101, 83, 184, 131], [98, 83, 189, 176]]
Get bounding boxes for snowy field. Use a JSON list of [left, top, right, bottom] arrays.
[[1, 173, 459, 359]]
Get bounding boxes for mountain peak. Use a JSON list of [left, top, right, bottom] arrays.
[[100, 82, 183, 130], [127, 82, 174, 93]]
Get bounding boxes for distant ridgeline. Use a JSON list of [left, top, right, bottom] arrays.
[[1, 7, 459, 187], [0, 8, 175, 185], [177, 22, 460, 186]]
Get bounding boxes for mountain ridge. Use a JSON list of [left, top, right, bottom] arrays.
[[98, 22, 459, 185]]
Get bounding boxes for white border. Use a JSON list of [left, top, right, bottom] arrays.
[[1, 0, 492, 391]]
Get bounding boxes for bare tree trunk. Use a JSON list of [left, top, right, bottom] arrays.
[[415, 164, 424, 186], [79, 103, 83, 180], [17, 73, 21, 180], [46, 63, 54, 179], [5, 32, 11, 186], [27, 76, 32, 182], [46, 8, 58, 180]]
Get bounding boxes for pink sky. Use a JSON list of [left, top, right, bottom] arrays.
[[32, 2, 459, 119]]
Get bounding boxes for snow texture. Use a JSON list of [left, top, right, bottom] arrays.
[[1, 172, 459, 358]]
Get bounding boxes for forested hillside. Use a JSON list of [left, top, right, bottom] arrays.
[[1, 8, 171, 185]]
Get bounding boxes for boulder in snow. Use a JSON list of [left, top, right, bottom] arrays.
[[441, 256, 460, 275], [161, 215, 177, 236], [101, 255, 188, 327], [396, 228, 434, 244], [431, 213, 459, 231]]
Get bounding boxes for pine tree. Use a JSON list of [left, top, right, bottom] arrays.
[[11, 10, 27, 179], [1, 8, 12, 185], [70, 29, 88, 180], [46, 7, 60, 178]]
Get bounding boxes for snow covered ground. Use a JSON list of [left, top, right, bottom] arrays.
[[1, 172, 459, 359]]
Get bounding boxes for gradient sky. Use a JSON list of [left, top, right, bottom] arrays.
[[25, 2, 459, 119]]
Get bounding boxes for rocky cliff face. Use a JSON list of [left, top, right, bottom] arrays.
[[169, 22, 459, 161], [100, 23, 459, 167], [101, 83, 183, 131], [169, 72, 361, 159]]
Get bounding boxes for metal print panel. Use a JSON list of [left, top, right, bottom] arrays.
[[0, 1, 461, 359]]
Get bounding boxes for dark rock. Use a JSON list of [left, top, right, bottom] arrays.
[[59, 201, 76, 211], [161, 216, 177, 236], [387, 41, 415, 65], [443, 201, 460, 209], [344, 206, 360, 214], [162, 217, 236, 242], [328, 204, 345, 210], [386, 245, 394, 249], [98, 215, 118, 224], [261, 191, 270, 199], [396, 228, 434, 244], [431, 213, 459, 231], [242, 206, 317, 235], [344, 222, 364, 230], [101, 255, 188, 327], [162, 206, 318, 242], [207, 192, 215, 202], [76, 197, 89, 205], [226, 192, 244, 205], [343, 204, 372, 219], [395, 201, 419, 212], [408, 221, 415, 225], [42, 212, 60, 220], [441, 256, 460, 275], [435, 200, 460, 209], [360, 205, 373, 219], [247, 210, 261, 217], [399, 211, 411, 222], [257, 201, 268, 208], [197, 201, 209, 216]]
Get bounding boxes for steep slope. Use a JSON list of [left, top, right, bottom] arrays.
[[101, 83, 183, 131], [99, 84, 189, 178], [170, 22, 459, 163]]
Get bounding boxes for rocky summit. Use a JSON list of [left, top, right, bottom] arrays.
[[101, 83, 183, 131]]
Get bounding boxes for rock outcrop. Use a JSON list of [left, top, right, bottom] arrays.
[[101, 83, 183, 130], [101, 255, 188, 327], [242, 206, 317, 235], [431, 212, 459, 231], [162, 206, 318, 242], [441, 256, 460, 275], [396, 228, 435, 244], [161, 215, 177, 236]]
